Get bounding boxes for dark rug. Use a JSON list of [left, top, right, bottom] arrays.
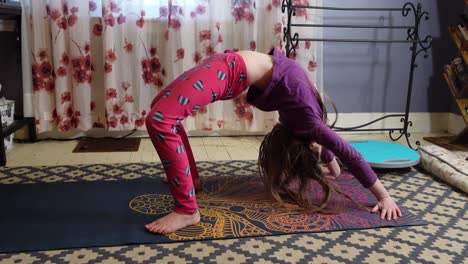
[[73, 138, 140, 153], [0, 165, 425, 253]]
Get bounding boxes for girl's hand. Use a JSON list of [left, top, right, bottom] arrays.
[[371, 196, 402, 221], [322, 157, 341, 180], [310, 142, 340, 179]]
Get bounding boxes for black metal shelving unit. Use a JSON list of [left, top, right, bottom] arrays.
[[281, 1, 433, 149], [0, 2, 36, 166]]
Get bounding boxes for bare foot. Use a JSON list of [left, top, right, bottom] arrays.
[[162, 177, 201, 191], [145, 211, 201, 234]]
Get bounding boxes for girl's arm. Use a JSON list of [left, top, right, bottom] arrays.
[[368, 179, 402, 220], [317, 144, 400, 220], [303, 118, 402, 221]]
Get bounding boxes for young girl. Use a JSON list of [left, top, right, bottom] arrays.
[[144, 48, 401, 234]]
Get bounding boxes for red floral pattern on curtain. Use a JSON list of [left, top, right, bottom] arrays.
[[24, 0, 321, 134]]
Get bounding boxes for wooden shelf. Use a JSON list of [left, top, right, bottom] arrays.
[[443, 65, 468, 98], [444, 5, 468, 146], [455, 98, 468, 125], [443, 67, 468, 125], [449, 26, 468, 64]]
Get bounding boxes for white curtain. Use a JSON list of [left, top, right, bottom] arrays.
[[20, 0, 323, 136]]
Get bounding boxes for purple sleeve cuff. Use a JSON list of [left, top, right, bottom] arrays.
[[320, 147, 335, 163]]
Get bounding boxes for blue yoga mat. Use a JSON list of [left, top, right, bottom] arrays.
[[349, 140, 420, 168], [1, 174, 426, 253], [1, 180, 166, 253]]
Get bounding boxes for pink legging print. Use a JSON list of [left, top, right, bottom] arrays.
[[145, 52, 249, 215]]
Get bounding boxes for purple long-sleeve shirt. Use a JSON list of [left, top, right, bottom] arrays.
[[246, 48, 377, 188]]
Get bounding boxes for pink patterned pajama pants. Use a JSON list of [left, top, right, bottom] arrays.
[[145, 52, 249, 215]]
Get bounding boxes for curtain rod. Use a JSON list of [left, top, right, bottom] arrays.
[[291, 5, 407, 12], [297, 38, 425, 43], [291, 24, 415, 29]]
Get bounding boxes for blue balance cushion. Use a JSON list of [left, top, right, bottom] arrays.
[[348, 140, 420, 168]]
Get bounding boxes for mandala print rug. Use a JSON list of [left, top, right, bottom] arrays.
[[0, 162, 425, 254]]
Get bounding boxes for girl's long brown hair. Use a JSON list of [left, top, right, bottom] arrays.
[[258, 123, 362, 213], [257, 73, 357, 212], [258, 124, 323, 211]]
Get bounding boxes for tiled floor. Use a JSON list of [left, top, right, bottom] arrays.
[[5, 132, 448, 167]]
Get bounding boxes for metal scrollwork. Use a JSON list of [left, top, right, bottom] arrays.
[[282, 1, 431, 150], [389, 129, 405, 141], [388, 118, 420, 149], [289, 32, 299, 57], [415, 35, 433, 59], [281, 0, 288, 13]]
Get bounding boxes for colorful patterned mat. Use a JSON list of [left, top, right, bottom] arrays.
[[130, 173, 424, 242], [0, 161, 466, 263]]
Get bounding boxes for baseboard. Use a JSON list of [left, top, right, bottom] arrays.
[[35, 128, 266, 139], [36, 129, 150, 140], [448, 113, 465, 135], [328, 112, 449, 134], [31, 112, 453, 139]]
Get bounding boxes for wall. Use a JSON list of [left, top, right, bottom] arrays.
[[321, 0, 462, 113]]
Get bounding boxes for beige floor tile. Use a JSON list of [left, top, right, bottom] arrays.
[[105, 153, 131, 164], [141, 151, 158, 163], [221, 136, 260, 147], [7, 140, 78, 166], [6, 156, 26, 167], [139, 139, 155, 152], [188, 137, 204, 146], [152, 152, 161, 163], [5, 143, 27, 157], [202, 137, 224, 146], [7, 149, 42, 166], [7, 145, 44, 160], [19, 151, 59, 166], [85, 153, 111, 164], [5, 149, 27, 165], [204, 146, 231, 161], [56, 153, 86, 165], [129, 151, 143, 163], [27, 158, 59, 166], [51, 140, 79, 152], [65, 153, 108, 165], [226, 146, 259, 160], [191, 145, 209, 161], [34, 140, 77, 154]]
